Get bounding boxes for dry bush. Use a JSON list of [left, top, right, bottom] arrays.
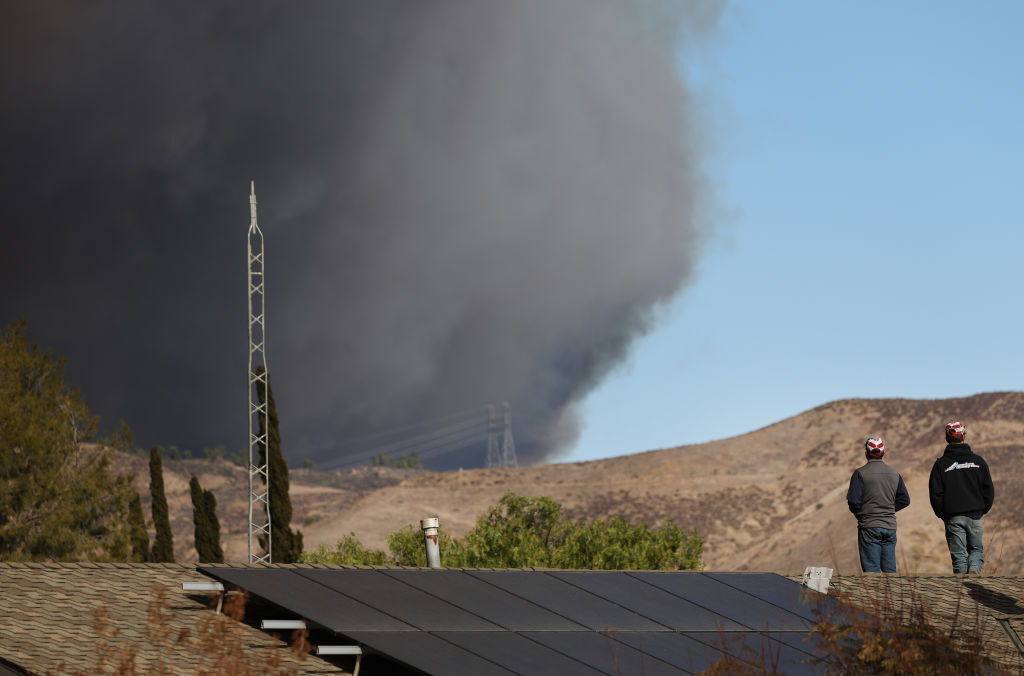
[[46, 587, 312, 676], [706, 576, 1013, 676], [809, 581, 1003, 675]]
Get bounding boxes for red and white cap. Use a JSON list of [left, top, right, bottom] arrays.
[[864, 436, 886, 456], [945, 421, 966, 437]]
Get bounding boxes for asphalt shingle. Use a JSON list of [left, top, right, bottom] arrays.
[[0, 562, 347, 675], [786, 572, 1024, 672]]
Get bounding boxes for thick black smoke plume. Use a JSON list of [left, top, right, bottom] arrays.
[[0, 1, 722, 468]]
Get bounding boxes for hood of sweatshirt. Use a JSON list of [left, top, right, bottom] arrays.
[[942, 442, 974, 459]]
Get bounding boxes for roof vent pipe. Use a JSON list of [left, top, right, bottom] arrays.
[[802, 566, 834, 593], [421, 517, 441, 568]]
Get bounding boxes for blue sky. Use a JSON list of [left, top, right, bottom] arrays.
[[562, 1, 1024, 463]]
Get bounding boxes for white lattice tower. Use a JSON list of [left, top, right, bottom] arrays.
[[247, 181, 272, 563], [501, 402, 518, 468], [486, 405, 501, 468]]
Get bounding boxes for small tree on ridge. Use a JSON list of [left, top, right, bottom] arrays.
[[127, 489, 150, 562], [149, 447, 175, 563], [189, 475, 224, 563]]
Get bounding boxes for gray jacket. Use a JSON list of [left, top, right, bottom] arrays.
[[847, 458, 911, 529]]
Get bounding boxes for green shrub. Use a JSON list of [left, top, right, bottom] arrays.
[[303, 534, 387, 566], [555, 516, 702, 570], [302, 492, 702, 570]]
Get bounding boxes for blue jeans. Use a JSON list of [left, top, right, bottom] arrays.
[[858, 527, 897, 573], [945, 515, 984, 574]]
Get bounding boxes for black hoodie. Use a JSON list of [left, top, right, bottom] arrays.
[[928, 443, 994, 519]]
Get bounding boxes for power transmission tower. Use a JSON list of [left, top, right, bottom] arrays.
[[501, 402, 518, 468], [247, 181, 272, 564], [486, 404, 501, 468]]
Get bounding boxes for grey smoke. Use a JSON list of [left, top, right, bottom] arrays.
[[0, 1, 723, 468]]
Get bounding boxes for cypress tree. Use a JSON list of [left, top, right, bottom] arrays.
[[202, 485, 224, 563], [255, 366, 303, 562], [189, 475, 209, 561], [127, 488, 150, 562], [149, 447, 175, 562], [189, 475, 224, 563]]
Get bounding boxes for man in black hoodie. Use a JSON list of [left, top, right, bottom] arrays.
[[929, 421, 994, 574]]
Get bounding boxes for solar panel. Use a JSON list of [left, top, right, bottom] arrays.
[[295, 568, 501, 631], [759, 631, 823, 660], [684, 631, 820, 676], [549, 571, 747, 632], [382, 569, 586, 630], [468, 570, 667, 631], [196, 567, 414, 632], [630, 572, 813, 631], [521, 630, 686, 675], [705, 573, 827, 623], [434, 631, 608, 676], [195, 568, 835, 675], [345, 630, 517, 676], [613, 631, 729, 674]]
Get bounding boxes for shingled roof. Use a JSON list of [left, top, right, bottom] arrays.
[[824, 573, 1024, 672], [0, 563, 346, 675], [3, 563, 1024, 675]]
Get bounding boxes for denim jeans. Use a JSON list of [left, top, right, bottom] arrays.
[[858, 527, 897, 573], [945, 515, 984, 574]]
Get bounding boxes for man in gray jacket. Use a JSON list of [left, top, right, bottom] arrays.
[[847, 436, 911, 572]]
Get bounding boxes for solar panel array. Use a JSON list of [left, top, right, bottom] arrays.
[[198, 567, 838, 675]]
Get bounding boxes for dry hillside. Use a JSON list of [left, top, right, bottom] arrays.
[[123, 391, 1024, 574]]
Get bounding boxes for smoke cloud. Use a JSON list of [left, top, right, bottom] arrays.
[[0, 1, 723, 468]]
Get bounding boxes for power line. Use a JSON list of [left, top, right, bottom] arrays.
[[319, 417, 486, 469], [310, 402, 516, 470], [327, 405, 486, 450], [331, 415, 483, 459], [414, 428, 489, 460], [315, 408, 490, 469]]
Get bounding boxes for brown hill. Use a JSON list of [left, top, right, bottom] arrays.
[[123, 391, 1024, 574]]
